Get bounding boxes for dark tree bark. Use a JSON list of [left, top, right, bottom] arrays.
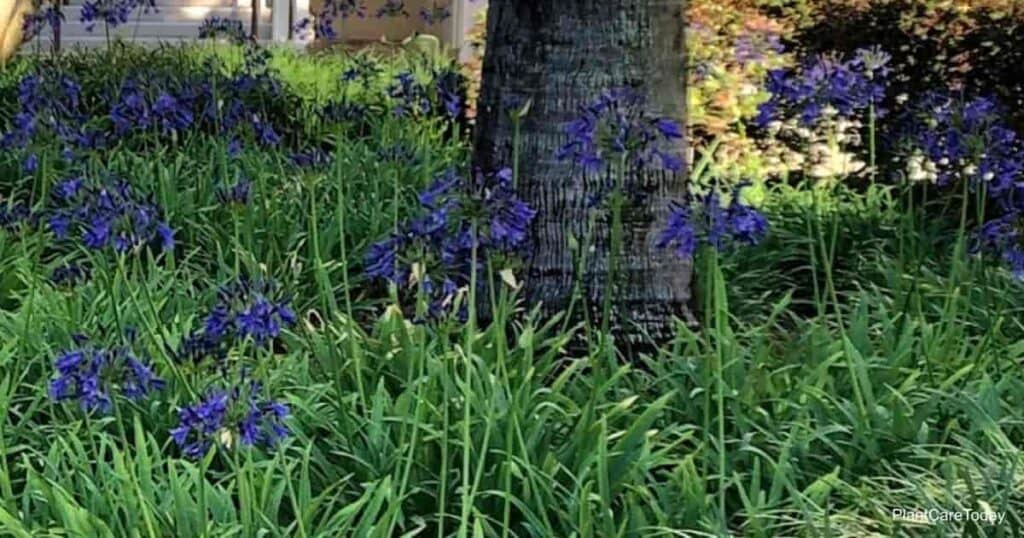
[[472, 0, 692, 345]]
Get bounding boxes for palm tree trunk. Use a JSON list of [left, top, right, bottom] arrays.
[[472, 0, 692, 345]]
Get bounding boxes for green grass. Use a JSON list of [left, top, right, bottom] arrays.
[[0, 44, 1022, 537]]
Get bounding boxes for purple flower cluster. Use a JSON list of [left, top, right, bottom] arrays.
[[388, 72, 432, 117], [894, 92, 1024, 277], [21, 4, 64, 42], [2, 43, 289, 159], [23, 153, 39, 173], [2, 73, 94, 154], [365, 168, 536, 318], [434, 69, 464, 120], [973, 212, 1024, 278], [49, 340, 165, 414], [46, 177, 175, 255], [178, 278, 296, 363], [384, 69, 465, 120], [80, 0, 157, 32], [170, 379, 289, 459], [894, 93, 1024, 197], [756, 46, 891, 127], [110, 73, 277, 145], [198, 17, 249, 44], [215, 178, 253, 206], [2, 44, 461, 159], [657, 184, 769, 258], [556, 88, 685, 173]]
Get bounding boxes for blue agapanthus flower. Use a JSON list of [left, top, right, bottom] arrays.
[[152, 92, 194, 133], [49, 340, 165, 414], [80, 0, 156, 31], [365, 236, 404, 284], [756, 46, 890, 127], [656, 202, 696, 259], [388, 72, 432, 117], [482, 169, 537, 249], [434, 69, 465, 120], [556, 88, 685, 174], [972, 212, 1024, 279], [250, 115, 281, 146], [338, 55, 381, 87], [178, 277, 296, 363], [227, 138, 243, 157], [364, 167, 536, 319], [215, 178, 252, 206], [170, 390, 229, 459], [236, 298, 294, 344], [110, 79, 153, 135], [657, 184, 769, 258], [45, 177, 175, 255], [171, 378, 289, 459], [893, 93, 1024, 200], [198, 16, 248, 44], [21, 5, 64, 42], [2, 73, 89, 152]]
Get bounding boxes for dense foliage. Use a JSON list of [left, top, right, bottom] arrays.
[[1, 2, 1024, 536]]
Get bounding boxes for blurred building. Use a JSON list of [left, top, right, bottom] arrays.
[[17, 0, 486, 58]]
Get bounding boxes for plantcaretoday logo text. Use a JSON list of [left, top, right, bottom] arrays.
[[891, 507, 1006, 526]]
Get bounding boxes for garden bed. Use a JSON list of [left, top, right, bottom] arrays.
[[0, 2, 1023, 534]]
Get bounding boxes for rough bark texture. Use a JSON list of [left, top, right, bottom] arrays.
[[473, 0, 692, 345]]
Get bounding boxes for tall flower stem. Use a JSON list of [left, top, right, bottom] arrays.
[[334, 140, 365, 411], [457, 221, 480, 538], [812, 184, 872, 426], [601, 156, 628, 341], [437, 343, 451, 538], [198, 451, 210, 534], [390, 142, 402, 305], [934, 178, 974, 361], [562, 211, 596, 339], [868, 103, 877, 185], [307, 176, 337, 314]]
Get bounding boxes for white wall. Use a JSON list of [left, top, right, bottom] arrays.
[[450, 0, 485, 61]]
